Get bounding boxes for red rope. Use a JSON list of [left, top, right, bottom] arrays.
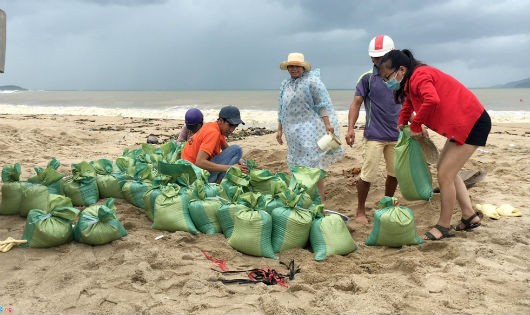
[[201, 250, 228, 271]]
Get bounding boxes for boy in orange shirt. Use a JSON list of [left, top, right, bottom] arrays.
[[181, 105, 249, 182]]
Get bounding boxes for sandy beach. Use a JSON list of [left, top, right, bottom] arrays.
[[0, 113, 529, 315]]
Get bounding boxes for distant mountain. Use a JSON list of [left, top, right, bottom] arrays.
[[0, 85, 26, 91], [492, 78, 530, 88]]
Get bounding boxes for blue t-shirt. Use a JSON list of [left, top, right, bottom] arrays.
[[355, 66, 401, 141]]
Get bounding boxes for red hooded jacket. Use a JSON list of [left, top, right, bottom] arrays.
[[398, 66, 484, 145]]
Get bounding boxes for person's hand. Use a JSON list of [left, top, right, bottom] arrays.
[[276, 130, 283, 145], [345, 129, 355, 147], [410, 129, 423, 140], [397, 124, 406, 130], [326, 124, 334, 134], [238, 162, 249, 174], [421, 125, 429, 137]]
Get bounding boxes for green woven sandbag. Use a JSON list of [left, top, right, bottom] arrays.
[[21, 206, 79, 248], [48, 194, 73, 210], [19, 183, 49, 217], [73, 198, 128, 245], [144, 185, 163, 222], [190, 180, 223, 198], [122, 179, 152, 209], [262, 194, 285, 215], [28, 158, 65, 195], [157, 159, 200, 187], [310, 205, 357, 261], [220, 166, 250, 195], [271, 190, 314, 253], [188, 181, 223, 234], [63, 161, 99, 206], [0, 182, 25, 215], [91, 159, 126, 199], [189, 197, 223, 234], [217, 202, 248, 239], [366, 196, 424, 247], [151, 185, 197, 234], [228, 192, 276, 259], [0, 163, 25, 215], [394, 126, 433, 201], [290, 166, 326, 205], [249, 169, 287, 195]]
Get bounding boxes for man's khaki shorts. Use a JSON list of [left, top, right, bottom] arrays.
[[360, 138, 397, 183]]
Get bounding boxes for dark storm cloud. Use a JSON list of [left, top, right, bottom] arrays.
[[0, 0, 528, 90]]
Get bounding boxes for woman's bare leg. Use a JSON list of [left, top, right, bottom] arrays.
[[423, 140, 477, 239]]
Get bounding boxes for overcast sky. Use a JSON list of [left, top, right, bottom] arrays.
[[0, 0, 529, 90]]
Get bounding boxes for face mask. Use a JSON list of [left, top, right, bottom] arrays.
[[385, 79, 401, 91], [384, 71, 402, 91]]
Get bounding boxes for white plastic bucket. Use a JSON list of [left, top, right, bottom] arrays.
[[317, 133, 341, 152]]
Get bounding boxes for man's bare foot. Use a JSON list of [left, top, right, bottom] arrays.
[[355, 214, 369, 224]]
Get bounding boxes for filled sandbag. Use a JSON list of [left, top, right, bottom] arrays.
[[249, 168, 288, 195], [394, 126, 433, 201], [188, 181, 223, 234], [290, 166, 326, 204], [151, 184, 197, 234], [63, 161, 99, 206], [21, 206, 79, 248], [271, 189, 313, 253], [19, 183, 49, 217], [27, 158, 65, 195], [48, 194, 73, 210], [310, 205, 357, 261], [216, 186, 248, 238], [91, 159, 126, 199], [228, 192, 276, 259], [365, 196, 424, 247], [220, 166, 251, 197], [0, 163, 26, 215], [73, 198, 128, 245]]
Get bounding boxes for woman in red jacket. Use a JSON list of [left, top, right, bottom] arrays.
[[379, 49, 491, 241]]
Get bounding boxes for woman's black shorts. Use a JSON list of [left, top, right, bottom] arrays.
[[464, 110, 491, 146]]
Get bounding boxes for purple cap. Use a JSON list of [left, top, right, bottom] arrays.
[[185, 108, 203, 125]]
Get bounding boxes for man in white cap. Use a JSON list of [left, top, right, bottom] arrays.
[[345, 35, 401, 224], [181, 105, 248, 182]]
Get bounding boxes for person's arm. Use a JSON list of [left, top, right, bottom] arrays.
[[194, 150, 231, 173], [407, 70, 440, 134], [309, 75, 334, 134], [176, 125, 189, 143], [276, 122, 283, 145], [346, 95, 363, 146]]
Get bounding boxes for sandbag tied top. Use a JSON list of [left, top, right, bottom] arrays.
[[271, 188, 314, 253], [289, 166, 326, 204], [63, 161, 99, 206], [21, 206, 80, 248], [227, 192, 277, 259], [249, 168, 288, 196], [365, 196, 424, 247], [394, 126, 433, 201], [157, 159, 202, 187], [2, 163, 22, 182], [28, 158, 65, 195], [151, 184, 198, 234], [310, 205, 357, 261], [73, 198, 128, 245], [190, 179, 223, 200], [220, 166, 251, 193], [159, 139, 184, 164], [48, 194, 73, 211]]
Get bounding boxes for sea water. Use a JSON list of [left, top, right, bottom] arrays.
[[1, 88, 529, 128]]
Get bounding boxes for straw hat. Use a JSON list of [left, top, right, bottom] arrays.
[[280, 52, 311, 71]]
